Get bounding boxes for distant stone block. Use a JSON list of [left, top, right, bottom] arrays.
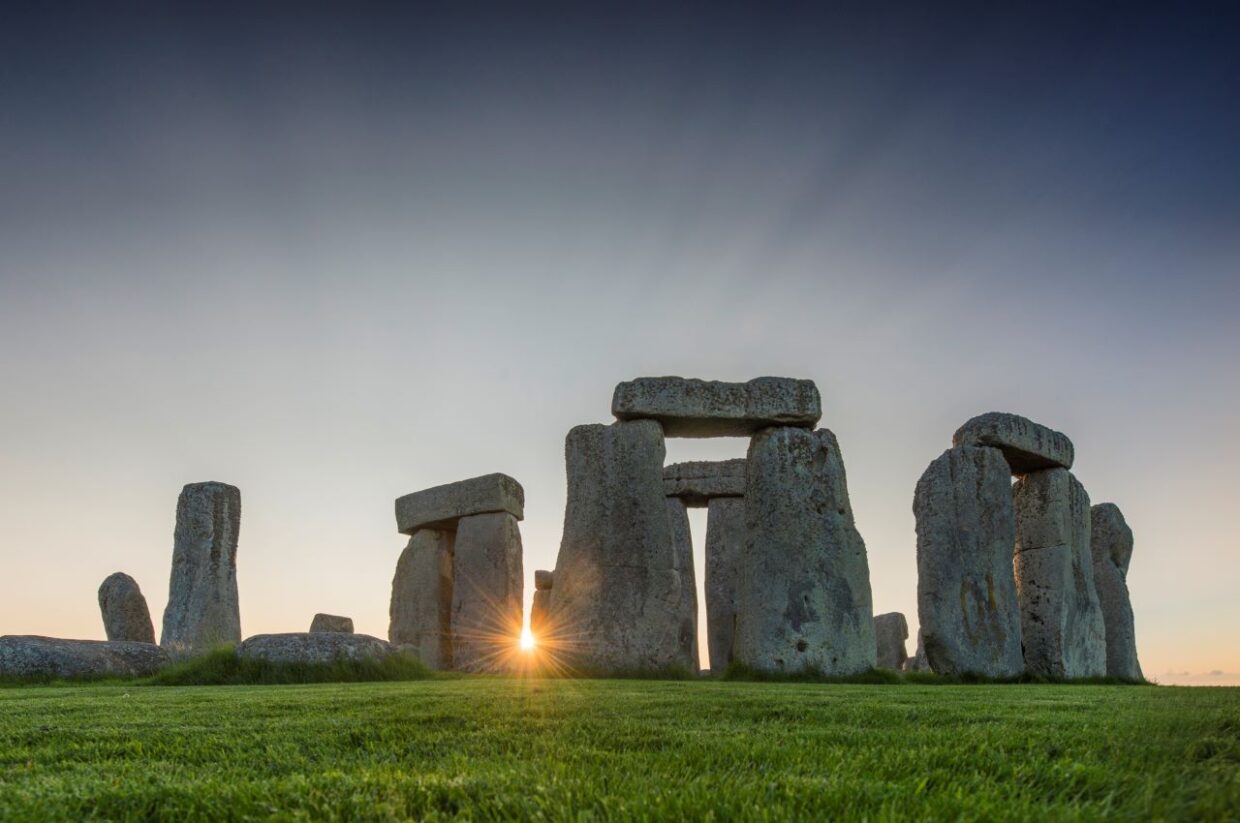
[[395, 473, 524, 535], [662, 459, 746, 506], [953, 412, 1074, 473], [612, 376, 820, 437]]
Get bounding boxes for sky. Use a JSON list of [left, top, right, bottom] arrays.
[[2, 3, 1238, 685]]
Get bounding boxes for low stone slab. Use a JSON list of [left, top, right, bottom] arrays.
[[309, 613, 354, 634], [0, 636, 169, 679], [1091, 504, 1143, 681], [238, 633, 392, 665], [612, 377, 821, 437], [874, 612, 909, 671], [953, 412, 1074, 472], [663, 459, 746, 505], [99, 572, 156, 644], [395, 473, 524, 535]]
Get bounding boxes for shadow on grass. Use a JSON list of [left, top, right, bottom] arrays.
[[143, 646, 434, 686]]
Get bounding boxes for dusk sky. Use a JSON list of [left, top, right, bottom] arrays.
[[2, 4, 1237, 684]]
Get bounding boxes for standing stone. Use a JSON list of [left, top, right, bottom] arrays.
[[733, 427, 876, 675], [530, 571, 553, 637], [548, 420, 697, 672], [1091, 504, 1143, 680], [874, 612, 909, 671], [1013, 469, 1106, 678], [451, 512, 524, 672], [309, 614, 354, 634], [913, 446, 1024, 677], [612, 377, 821, 437], [161, 482, 242, 652], [98, 572, 155, 644], [389, 528, 454, 669], [704, 496, 744, 672]]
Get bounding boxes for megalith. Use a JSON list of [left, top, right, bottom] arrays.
[[874, 612, 909, 671], [451, 511, 524, 672], [704, 495, 744, 672], [161, 482, 242, 652], [1090, 503, 1142, 680], [732, 427, 876, 675], [548, 420, 697, 672], [1013, 469, 1106, 678], [913, 446, 1023, 677], [389, 528, 454, 669], [98, 572, 155, 644], [309, 614, 354, 634]]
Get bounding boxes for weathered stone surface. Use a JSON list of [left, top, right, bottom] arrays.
[[612, 377, 821, 438], [534, 570, 554, 590], [395, 473, 524, 535], [1013, 469, 1106, 678], [238, 633, 391, 665], [0, 636, 168, 679], [389, 528, 454, 669], [663, 459, 746, 506], [704, 496, 744, 671], [953, 412, 1074, 473], [1091, 503, 1142, 681], [451, 512, 524, 672], [914, 446, 1024, 677], [547, 420, 697, 672], [98, 572, 155, 644], [733, 427, 876, 675], [161, 482, 242, 652], [874, 612, 909, 671], [309, 613, 354, 634], [903, 629, 931, 673]]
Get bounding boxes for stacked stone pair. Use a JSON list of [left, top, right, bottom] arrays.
[[545, 377, 876, 675], [390, 473, 524, 672], [914, 413, 1141, 680]]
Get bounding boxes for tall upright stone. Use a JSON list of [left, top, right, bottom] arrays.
[[98, 572, 155, 644], [1013, 469, 1106, 678], [1090, 503, 1142, 681], [161, 482, 241, 652], [914, 446, 1024, 677], [389, 528, 454, 669], [548, 420, 697, 672], [451, 512, 524, 672], [733, 427, 876, 675], [874, 612, 909, 671], [704, 496, 744, 672]]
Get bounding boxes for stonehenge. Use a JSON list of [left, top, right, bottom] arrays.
[[390, 473, 525, 671], [309, 614, 354, 634], [1090, 504, 1142, 681], [914, 446, 1023, 677], [874, 612, 909, 671], [914, 411, 1133, 680], [161, 482, 242, 653], [98, 572, 156, 644]]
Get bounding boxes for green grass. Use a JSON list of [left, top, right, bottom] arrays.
[[0, 679, 1236, 820]]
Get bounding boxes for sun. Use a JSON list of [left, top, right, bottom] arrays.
[[519, 626, 536, 652]]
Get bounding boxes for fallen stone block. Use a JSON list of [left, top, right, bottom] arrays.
[[309, 614, 354, 634], [914, 446, 1024, 677], [0, 636, 169, 679], [98, 572, 156, 644], [395, 473, 524, 535], [874, 612, 909, 671], [663, 459, 746, 506], [1091, 503, 1143, 681], [1014, 469, 1106, 678], [238, 633, 392, 665], [733, 427, 876, 675], [953, 412, 1074, 472], [161, 481, 242, 653], [612, 376, 821, 437]]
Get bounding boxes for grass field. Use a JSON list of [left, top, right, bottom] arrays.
[[1, 679, 1237, 820]]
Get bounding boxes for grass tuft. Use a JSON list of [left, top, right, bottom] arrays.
[[143, 646, 433, 686]]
